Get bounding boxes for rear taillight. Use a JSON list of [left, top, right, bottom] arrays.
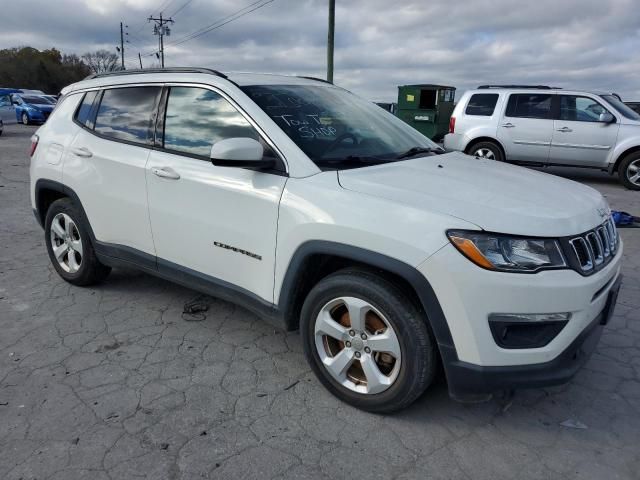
[[29, 134, 39, 157], [449, 116, 456, 134]]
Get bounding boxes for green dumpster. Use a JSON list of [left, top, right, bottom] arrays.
[[396, 84, 456, 141]]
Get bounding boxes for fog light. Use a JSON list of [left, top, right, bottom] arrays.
[[489, 313, 571, 349]]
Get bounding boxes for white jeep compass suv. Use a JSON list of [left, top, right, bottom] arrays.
[[444, 85, 640, 190], [29, 69, 623, 412]]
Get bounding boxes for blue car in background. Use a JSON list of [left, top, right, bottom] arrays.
[[11, 93, 55, 125]]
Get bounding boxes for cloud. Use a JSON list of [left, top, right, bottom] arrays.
[[2, 0, 639, 101]]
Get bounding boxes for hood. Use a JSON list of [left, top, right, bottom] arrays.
[[338, 152, 609, 237]]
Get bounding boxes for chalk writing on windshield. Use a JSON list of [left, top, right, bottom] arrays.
[[273, 114, 337, 139]]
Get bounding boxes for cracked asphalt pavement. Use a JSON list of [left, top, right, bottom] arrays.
[[1, 123, 639, 479]]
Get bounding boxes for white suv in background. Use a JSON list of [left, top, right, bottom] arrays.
[[30, 69, 622, 412], [444, 85, 640, 190]]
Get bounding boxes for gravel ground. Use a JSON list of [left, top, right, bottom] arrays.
[[1, 123, 639, 480]]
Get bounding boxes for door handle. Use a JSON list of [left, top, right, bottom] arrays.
[[500, 123, 515, 128], [151, 166, 181, 180], [71, 147, 93, 158], [556, 127, 573, 133]]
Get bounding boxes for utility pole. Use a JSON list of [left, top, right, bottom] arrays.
[[119, 22, 125, 70], [148, 13, 174, 68], [138, 52, 143, 69], [327, 0, 335, 83]]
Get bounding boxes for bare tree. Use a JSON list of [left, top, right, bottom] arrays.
[[81, 50, 122, 74]]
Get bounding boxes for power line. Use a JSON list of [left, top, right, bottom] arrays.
[[127, 0, 176, 36], [126, 30, 146, 43], [169, 0, 195, 18], [163, 0, 265, 47], [164, 0, 274, 49], [157, 0, 177, 14], [139, 0, 276, 60]]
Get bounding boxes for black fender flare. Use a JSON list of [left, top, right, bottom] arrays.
[[277, 240, 455, 350], [34, 179, 157, 270], [34, 179, 95, 237]]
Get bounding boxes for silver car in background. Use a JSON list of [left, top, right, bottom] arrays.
[[444, 85, 640, 190]]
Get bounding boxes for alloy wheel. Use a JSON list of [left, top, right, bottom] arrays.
[[22, 113, 29, 125], [314, 297, 401, 394], [627, 159, 640, 186], [50, 213, 83, 273], [473, 147, 495, 160]]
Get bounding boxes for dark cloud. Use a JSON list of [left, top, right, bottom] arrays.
[[2, 0, 639, 101]]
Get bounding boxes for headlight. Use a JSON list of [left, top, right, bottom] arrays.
[[447, 230, 566, 272]]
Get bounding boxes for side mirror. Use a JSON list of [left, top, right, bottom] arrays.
[[210, 137, 272, 169], [599, 112, 615, 123]]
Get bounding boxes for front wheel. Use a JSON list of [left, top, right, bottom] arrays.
[[301, 268, 437, 413], [618, 153, 640, 190], [21, 112, 29, 125], [468, 141, 504, 162]]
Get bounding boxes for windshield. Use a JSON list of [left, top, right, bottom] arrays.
[[601, 95, 640, 121], [241, 84, 440, 168]]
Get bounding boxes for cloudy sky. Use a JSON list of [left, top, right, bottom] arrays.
[[2, 0, 639, 101]]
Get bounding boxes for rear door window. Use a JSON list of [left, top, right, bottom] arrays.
[[94, 87, 161, 144], [465, 94, 499, 116], [505, 94, 552, 119]]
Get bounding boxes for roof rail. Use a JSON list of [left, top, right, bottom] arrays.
[[477, 85, 561, 90], [84, 67, 228, 80], [297, 75, 333, 84]]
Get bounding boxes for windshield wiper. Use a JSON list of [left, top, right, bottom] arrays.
[[396, 146, 444, 159]]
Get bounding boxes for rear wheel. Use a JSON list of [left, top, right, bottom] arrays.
[[301, 268, 437, 412], [468, 141, 504, 162], [618, 153, 640, 190], [21, 112, 29, 125], [45, 198, 111, 286]]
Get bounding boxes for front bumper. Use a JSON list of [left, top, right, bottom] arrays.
[[417, 241, 623, 400], [441, 275, 621, 400]]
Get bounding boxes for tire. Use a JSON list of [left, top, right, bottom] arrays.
[[300, 268, 437, 413], [618, 152, 640, 190], [21, 112, 29, 125], [44, 198, 111, 286], [467, 141, 504, 162]]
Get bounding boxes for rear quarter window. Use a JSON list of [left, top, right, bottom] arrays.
[[74, 91, 99, 128], [44, 93, 82, 126], [465, 94, 499, 116]]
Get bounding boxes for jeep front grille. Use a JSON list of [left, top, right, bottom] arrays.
[[566, 217, 618, 275]]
